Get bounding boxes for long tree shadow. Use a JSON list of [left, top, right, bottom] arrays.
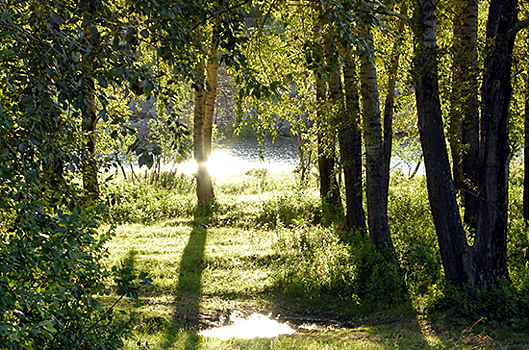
[[161, 209, 210, 350]]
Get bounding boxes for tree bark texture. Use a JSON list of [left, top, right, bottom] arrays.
[[194, 56, 214, 203], [472, 0, 517, 286], [360, 29, 394, 252], [449, 0, 479, 229], [325, 27, 365, 231], [412, 0, 469, 286], [81, 89, 99, 199], [342, 52, 367, 231]]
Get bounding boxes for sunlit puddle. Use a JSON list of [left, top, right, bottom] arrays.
[[199, 313, 296, 339]]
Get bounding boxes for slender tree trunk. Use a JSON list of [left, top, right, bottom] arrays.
[[316, 74, 342, 219], [383, 2, 407, 196], [204, 44, 219, 159], [359, 28, 394, 252], [472, 0, 517, 286], [81, 90, 99, 199], [523, 73, 529, 225], [313, 6, 341, 221], [412, 0, 469, 286], [343, 52, 366, 232], [194, 56, 214, 203], [81, 23, 99, 199], [449, 0, 479, 230], [326, 30, 363, 231]]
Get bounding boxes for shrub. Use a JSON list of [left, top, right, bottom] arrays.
[[351, 235, 408, 311], [0, 198, 150, 349], [428, 280, 529, 330]]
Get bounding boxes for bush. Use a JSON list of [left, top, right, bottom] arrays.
[[0, 4, 152, 347], [428, 280, 529, 330], [0, 198, 150, 349], [351, 235, 408, 311]]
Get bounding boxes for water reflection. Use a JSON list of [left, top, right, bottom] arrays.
[[175, 138, 300, 178], [199, 312, 296, 339]]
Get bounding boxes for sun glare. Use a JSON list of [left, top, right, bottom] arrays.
[[171, 149, 297, 178]]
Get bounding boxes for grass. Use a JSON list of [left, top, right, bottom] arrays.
[[100, 169, 529, 349]]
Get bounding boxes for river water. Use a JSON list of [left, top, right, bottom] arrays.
[[159, 137, 424, 177]]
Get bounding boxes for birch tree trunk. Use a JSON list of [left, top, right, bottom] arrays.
[[194, 56, 214, 203], [382, 3, 407, 196], [523, 73, 529, 221], [360, 29, 394, 253], [313, 6, 341, 222], [204, 44, 219, 159], [81, 23, 99, 199], [316, 75, 342, 220], [342, 52, 366, 232]]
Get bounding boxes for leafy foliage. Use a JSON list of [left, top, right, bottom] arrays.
[[351, 234, 408, 311], [0, 0, 154, 348], [430, 281, 529, 331]]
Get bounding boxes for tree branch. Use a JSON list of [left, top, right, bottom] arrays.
[[512, 69, 523, 79], [515, 17, 529, 34], [384, 10, 412, 25]]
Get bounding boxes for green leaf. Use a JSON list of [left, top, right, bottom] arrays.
[[140, 29, 149, 38], [37, 320, 57, 334]]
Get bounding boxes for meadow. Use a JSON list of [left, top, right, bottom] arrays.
[[100, 166, 529, 349]]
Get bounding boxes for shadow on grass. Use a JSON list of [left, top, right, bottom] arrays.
[[161, 205, 211, 350], [153, 201, 442, 349]]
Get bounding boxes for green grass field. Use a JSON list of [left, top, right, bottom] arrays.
[[101, 169, 529, 349]]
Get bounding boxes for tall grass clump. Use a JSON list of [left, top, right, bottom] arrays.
[[388, 174, 443, 308], [101, 171, 195, 224], [213, 170, 321, 228], [271, 224, 356, 307], [214, 168, 314, 196], [270, 223, 410, 314], [258, 189, 321, 228]]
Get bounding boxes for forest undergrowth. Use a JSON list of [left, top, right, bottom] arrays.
[[100, 166, 529, 349]]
